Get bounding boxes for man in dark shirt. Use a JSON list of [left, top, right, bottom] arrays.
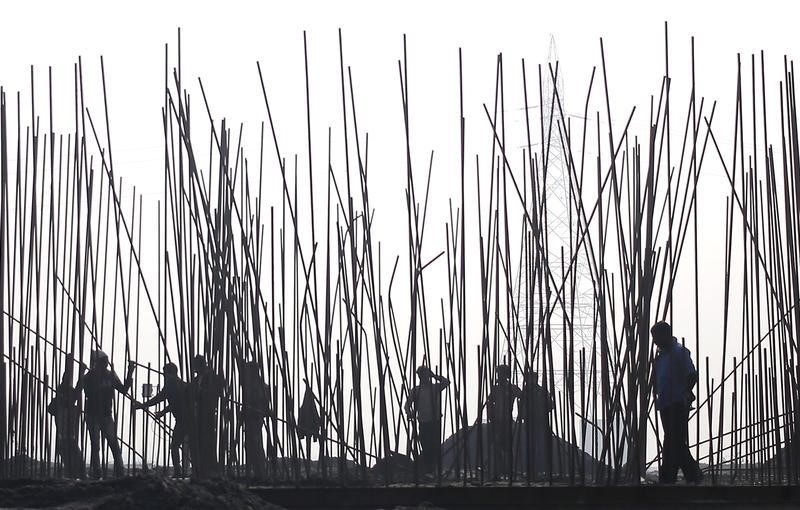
[[405, 365, 450, 473], [651, 321, 702, 484], [239, 361, 271, 480], [74, 350, 135, 478], [47, 373, 84, 478], [133, 362, 190, 477], [486, 364, 522, 478], [519, 369, 555, 476], [188, 354, 224, 478]]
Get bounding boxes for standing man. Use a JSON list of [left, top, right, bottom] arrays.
[[239, 361, 271, 480], [47, 372, 84, 478], [486, 364, 523, 478], [188, 354, 224, 478], [405, 365, 450, 473], [132, 362, 190, 477], [651, 321, 702, 484], [74, 350, 135, 478], [519, 369, 555, 476]]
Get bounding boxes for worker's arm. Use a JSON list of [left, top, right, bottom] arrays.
[[481, 389, 494, 409], [47, 397, 59, 416], [133, 386, 167, 410], [546, 388, 556, 411], [686, 351, 698, 390], [153, 405, 171, 420], [113, 361, 136, 393], [404, 387, 416, 416], [262, 382, 276, 418], [215, 373, 228, 398], [433, 373, 450, 390], [72, 373, 86, 403]]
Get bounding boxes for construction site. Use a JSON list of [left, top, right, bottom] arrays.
[[0, 6, 799, 508]]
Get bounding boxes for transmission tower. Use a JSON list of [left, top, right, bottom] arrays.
[[512, 36, 595, 390]]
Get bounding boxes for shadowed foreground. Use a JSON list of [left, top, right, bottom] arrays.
[[3, 476, 800, 509], [0, 475, 283, 509]]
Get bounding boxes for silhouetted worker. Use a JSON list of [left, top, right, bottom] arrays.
[[74, 350, 135, 478], [651, 321, 702, 484], [189, 354, 224, 478], [240, 361, 271, 480], [519, 369, 555, 474], [405, 365, 450, 472], [132, 362, 190, 477], [47, 373, 84, 478], [486, 364, 522, 478]]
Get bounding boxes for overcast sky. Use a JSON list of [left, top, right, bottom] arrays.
[[0, 0, 795, 370]]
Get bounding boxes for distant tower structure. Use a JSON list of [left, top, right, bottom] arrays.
[[512, 35, 594, 391]]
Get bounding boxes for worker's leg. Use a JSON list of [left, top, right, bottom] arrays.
[[532, 420, 549, 478], [61, 422, 84, 479], [200, 408, 220, 477], [659, 406, 679, 483], [66, 437, 85, 479], [676, 404, 702, 482], [527, 421, 538, 479], [171, 420, 186, 477], [186, 413, 203, 477], [488, 421, 499, 478], [53, 411, 81, 478], [245, 417, 266, 479], [417, 420, 432, 471], [501, 420, 513, 476], [489, 420, 508, 478], [100, 416, 124, 477], [54, 432, 66, 477], [419, 420, 440, 473], [181, 431, 191, 476], [431, 419, 442, 474], [87, 419, 102, 479]]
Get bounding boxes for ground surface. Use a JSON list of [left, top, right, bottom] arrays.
[[1, 477, 799, 509], [0, 475, 283, 509], [250, 484, 800, 509]]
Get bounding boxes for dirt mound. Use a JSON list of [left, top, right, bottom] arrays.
[[369, 452, 415, 484], [0, 475, 284, 509]]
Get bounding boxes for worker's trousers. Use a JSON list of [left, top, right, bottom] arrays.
[[659, 402, 701, 483]]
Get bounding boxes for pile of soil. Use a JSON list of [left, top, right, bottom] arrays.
[[0, 475, 285, 509]]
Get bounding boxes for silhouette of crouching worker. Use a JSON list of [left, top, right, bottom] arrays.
[[73, 350, 135, 478], [405, 366, 450, 473], [133, 362, 191, 477], [651, 321, 702, 484], [47, 373, 84, 479]]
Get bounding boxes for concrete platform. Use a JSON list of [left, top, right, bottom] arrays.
[[250, 484, 800, 509]]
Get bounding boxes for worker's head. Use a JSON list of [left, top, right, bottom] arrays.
[[57, 375, 73, 393], [416, 365, 432, 383], [163, 362, 178, 379], [496, 364, 511, 382], [525, 370, 539, 386], [650, 321, 673, 349], [192, 354, 207, 374], [91, 350, 109, 370], [242, 361, 260, 383]]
